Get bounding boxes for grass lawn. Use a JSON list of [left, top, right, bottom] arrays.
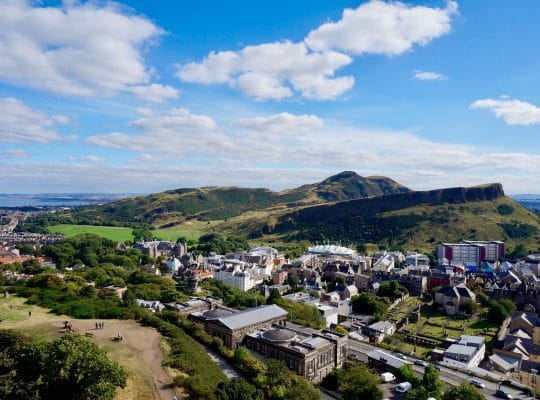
[[0, 296, 171, 400], [49, 224, 134, 241]]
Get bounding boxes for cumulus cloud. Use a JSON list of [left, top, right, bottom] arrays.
[[177, 1, 457, 100], [305, 1, 457, 55], [86, 107, 226, 154], [179, 41, 354, 100], [235, 113, 324, 135], [413, 70, 445, 81], [471, 97, 540, 125], [129, 84, 180, 104], [0, 97, 73, 143], [0, 0, 163, 97]]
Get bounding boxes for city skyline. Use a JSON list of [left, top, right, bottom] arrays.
[[1, 0, 539, 193]]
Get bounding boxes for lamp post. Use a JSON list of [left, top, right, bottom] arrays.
[[531, 368, 537, 400]]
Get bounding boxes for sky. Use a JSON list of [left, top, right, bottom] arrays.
[[0, 0, 539, 194]]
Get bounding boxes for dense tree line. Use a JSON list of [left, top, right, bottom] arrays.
[[196, 233, 249, 254], [201, 279, 265, 309], [267, 288, 326, 329], [0, 329, 127, 400]]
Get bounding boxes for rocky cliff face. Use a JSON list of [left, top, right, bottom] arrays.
[[272, 183, 505, 229]]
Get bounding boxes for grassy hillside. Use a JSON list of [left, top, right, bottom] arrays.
[[41, 178, 539, 254], [69, 171, 410, 227], [243, 183, 540, 252]]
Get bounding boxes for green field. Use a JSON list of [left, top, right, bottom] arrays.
[[48, 224, 134, 241], [48, 224, 202, 242]]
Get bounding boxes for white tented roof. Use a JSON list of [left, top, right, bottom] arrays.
[[308, 245, 356, 256]]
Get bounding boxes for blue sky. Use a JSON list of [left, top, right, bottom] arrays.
[[0, 0, 539, 194]]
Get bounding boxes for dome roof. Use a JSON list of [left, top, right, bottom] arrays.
[[203, 308, 233, 319], [262, 328, 296, 342]]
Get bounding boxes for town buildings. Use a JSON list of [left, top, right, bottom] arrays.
[[190, 304, 288, 349], [437, 241, 505, 266], [245, 327, 348, 383], [443, 335, 486, 368]]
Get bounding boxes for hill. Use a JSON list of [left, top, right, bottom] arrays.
[[44, 175, 540, 254], [245, 183, 540, 252], [69, 172, 410, 227]]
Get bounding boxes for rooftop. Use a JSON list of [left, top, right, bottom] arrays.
[[216, 304, 288, 330]]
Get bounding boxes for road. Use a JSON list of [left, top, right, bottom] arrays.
[[348, 339, 527, 400]]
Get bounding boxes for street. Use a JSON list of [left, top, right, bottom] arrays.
[[348, 339, 528, 400]]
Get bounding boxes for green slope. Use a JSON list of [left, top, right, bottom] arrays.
[[70, 171, 410, 227], [243, 183, 540, 252]]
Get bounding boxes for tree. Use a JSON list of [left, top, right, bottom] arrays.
[[39, 334, 127, 400], [351, 293, 389, 319], [341, 364, 383, 400], [0, 330, 127, 400], [215, 378, 264, 400], [396, 365, 420, 388], [442, 383, 485, 400], [377, 281, 408, 300], [267, 288, 283, 305], [133, 226, 154, 242], [488, 299, 515, 324], [422, 365, 442, 399]]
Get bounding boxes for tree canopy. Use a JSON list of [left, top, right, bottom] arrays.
[[0, 330, 127, 400]]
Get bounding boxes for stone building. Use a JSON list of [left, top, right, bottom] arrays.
[[245, 326, 348, 383], [190, 304, 288, 349]]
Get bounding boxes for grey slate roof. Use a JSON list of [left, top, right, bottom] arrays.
[[217, 304, 288, 330]]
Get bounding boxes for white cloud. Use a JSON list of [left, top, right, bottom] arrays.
[[471, 97, 540, 125], [128, 154, 164, 163], [305, 0, 457, 55], [129, 84, 180, 104], [67, 155, 106, 163], [177, 1, 457, 100], [0, 148, 30, 159], [235, 113, 324, 135], [0, 0, 163, 97], [413, 70, 445, 81], [86, 107, 226, 154], [179, 41, 354, 100], [0, 97, 73, 143]]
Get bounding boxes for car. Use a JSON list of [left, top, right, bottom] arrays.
[[470, 379, 485, 389], [396, 353, 407, 360], [414, 359, 427, 367], [496, 389, 513, 399], [394, 382, 413, 394], [431, 364, 442, 371]]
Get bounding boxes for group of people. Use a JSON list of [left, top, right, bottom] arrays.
[[95, 322, 105, 330]]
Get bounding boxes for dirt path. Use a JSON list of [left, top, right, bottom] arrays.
[[67, 319, 177, 400], [0, 298, 177, 400]]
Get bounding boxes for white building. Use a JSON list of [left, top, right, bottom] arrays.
[[166, 257, 182, 274], [443, 335, 485, 368], [213, 259, 272, 291], [405, 252, 430, 267]]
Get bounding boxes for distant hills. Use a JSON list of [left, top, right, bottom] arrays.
[[70, 171, 410, 227], [63, 172, 539, 252]]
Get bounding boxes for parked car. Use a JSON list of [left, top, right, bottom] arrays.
[[414, 359, 427, 367], [470, 379, 485, 389], [395, 382, 413, 394], [496, 389, 513, 399], [381, 372, 396, 383]]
